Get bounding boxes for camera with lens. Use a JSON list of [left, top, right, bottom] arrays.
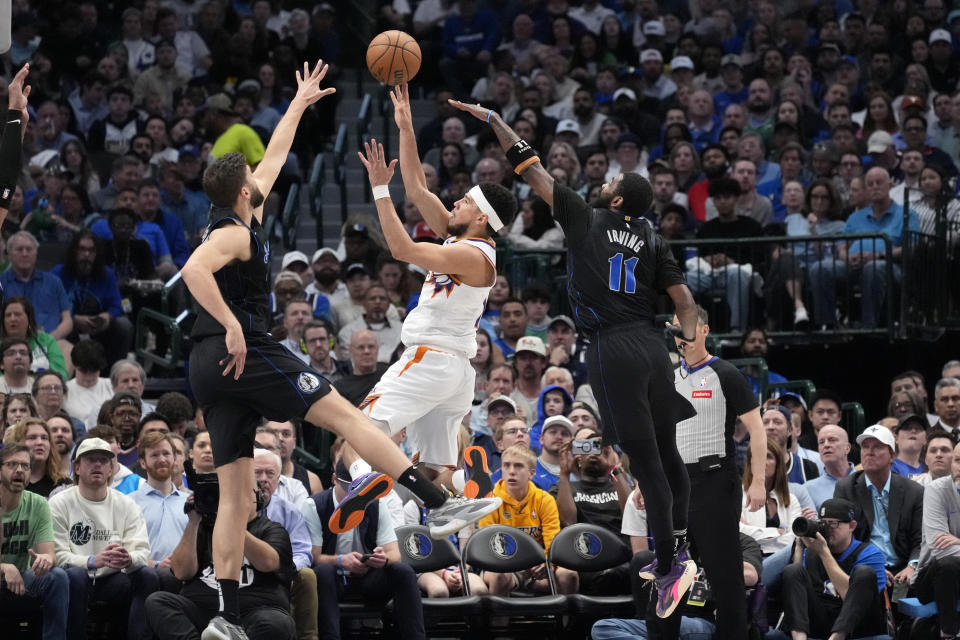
[[571, 439, 603, 456], [792, 517, 829, 538], [184, 459, 220, 526]]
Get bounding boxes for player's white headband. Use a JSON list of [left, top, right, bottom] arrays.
[[468, 185, 504, 231]]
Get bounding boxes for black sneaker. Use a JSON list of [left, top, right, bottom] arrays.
[[202, 616, 250, 640]]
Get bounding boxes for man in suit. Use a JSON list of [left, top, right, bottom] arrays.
[[834, 425, 924, 599]]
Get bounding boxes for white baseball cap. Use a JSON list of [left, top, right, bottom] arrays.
[[866, 130, 894, 154], [855, 425, 896, 452], [930, 28, 952, 44], [486, 394, 518, 412], [542, 415, 575, 437], [555, 119, 582, 135], [311, 247, 338, 263], [670, 56, 694, 71], [281, 250, 309, 271], [74, 437, 115, 461], [642, 20, 665, 36], [515, 335, 547, 357], [640, 48, 663, 63]]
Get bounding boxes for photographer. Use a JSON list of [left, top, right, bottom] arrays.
[[144, 476, 296, 640], [782, 498, 888, 640]]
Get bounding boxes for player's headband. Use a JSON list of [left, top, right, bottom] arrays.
[[468, 185, 503, 231]]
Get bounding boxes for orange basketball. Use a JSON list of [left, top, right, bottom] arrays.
[[366, 30, 421, 86]]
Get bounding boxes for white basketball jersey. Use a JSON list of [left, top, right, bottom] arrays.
[[401, 236, 497, 358]]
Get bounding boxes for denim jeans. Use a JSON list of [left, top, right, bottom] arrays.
[[761, 545, 793, 591], [685, 265, 752, 330], [19, 567, 69, 640], [591, 616, 716, 639], [808, 257, 900, 328]]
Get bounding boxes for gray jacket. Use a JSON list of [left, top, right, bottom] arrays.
[[917, 475, 960, 573]]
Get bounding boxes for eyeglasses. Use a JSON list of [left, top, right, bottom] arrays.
[[305, 336, 329, 344], [2, 461, 30, 471], [820, 520, 843, 529], [37, 385, 63, 393], [4, 349, 29, 357], [503, 427, 530, 436], [113, 408, 140, 418]]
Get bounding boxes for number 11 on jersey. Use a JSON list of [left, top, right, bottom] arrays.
[[608, 252, 639, 294]]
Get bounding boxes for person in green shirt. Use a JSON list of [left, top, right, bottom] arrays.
[[1, 442, 68, 639]]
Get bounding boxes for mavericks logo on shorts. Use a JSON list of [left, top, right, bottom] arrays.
[[297, 372, 321, 393]]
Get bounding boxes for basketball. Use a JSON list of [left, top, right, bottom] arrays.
[[366, 30, 421, 86]]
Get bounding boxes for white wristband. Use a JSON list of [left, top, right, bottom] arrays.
[[372, 184, 391, 200]]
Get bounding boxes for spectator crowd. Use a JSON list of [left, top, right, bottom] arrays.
[[0, 0, 960, 639]]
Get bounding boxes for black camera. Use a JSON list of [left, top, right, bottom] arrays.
[[184, 459, 220, 526], [792, 517, 829, 538]]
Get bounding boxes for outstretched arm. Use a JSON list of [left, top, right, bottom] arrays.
[[358, 139, 490, 285], [449, 100, 555, 206], [253, 60, 336, 207], [390, 84, 451, 237], [0, 64, 31, 230]]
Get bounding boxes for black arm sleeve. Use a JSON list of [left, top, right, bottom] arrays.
[[551, 181, 593, 242], [0, 109, 24, 207]]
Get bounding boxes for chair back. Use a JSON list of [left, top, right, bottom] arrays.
[[462, 525, 556, 594], [547, 523, 632, 572], [396, 525, 462, 573]]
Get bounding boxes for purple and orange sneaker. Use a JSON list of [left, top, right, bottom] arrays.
[[328, 472, 394, 534], [654, 559, 697, 618], [463, 445, 493, 498], [638, 542, 690, 581]]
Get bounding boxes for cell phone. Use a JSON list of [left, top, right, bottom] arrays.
[[360, 553, 375, 562], [571, 439, 602, 456]]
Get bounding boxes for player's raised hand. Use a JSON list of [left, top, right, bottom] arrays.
[[390, 84, 413, 131], [448, 98, 494, 123], [358, 138, 397, 187], [8, 63, 31, 112], [292, 60, 336, 108]]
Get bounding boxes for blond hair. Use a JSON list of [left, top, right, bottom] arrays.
[[501, 444, 536, 471]]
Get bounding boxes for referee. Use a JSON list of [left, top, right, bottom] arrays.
[[648, 306, 767, 640], [453, 97, 703, 618]]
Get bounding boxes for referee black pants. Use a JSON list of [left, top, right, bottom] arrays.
[[647, 459, 747, 640]]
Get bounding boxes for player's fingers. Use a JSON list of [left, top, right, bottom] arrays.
[[303, 60, 309, 81], [22, 85, 31, 98], [378, 142, 386, 159], [388, 159, 398, 170], [356, 151, 368, 167], [318, 87, 336, 98], [316, 63, 328, 81]]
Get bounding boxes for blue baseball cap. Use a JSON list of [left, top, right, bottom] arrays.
[[178, 144, 200, 158]]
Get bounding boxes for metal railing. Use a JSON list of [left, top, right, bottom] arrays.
[[135, 272, 192, 370], [357, 94, 373, 203], [332, 122, 349, 224], [308, 153, 326, 247], [497, 233, 912, 339]]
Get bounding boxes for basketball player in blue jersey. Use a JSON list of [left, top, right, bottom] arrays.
[[182, 62, 501, 640], [449, 91, 758, 620]]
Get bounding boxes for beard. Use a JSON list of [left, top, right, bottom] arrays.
[[590, 191, 614, 209], [704, 164, 728, 179], [749, 99, 771, 114], [148, 463, 172, 481], [581, 459, 605, 477], [446, 221, 469, 237], [248, 182, 265, 209], [314, 268, 338, 286]]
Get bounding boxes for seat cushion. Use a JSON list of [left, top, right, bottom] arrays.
[[483, 594, 569, 616]]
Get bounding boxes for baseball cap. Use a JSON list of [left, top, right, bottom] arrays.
[[949, 8, 960, 23], [612, 87, 637, 102], [205, 93, 237, 115], [778, 391, 808, 410], [281, 250, 309, 271], [486, 394, 518, 412], [896, 413, 928, 432], [549, 315, 576, 331], [236, 78, 262, 96], [344, 263, 369, 279], [642, 20, 665, 36], [838, 55, 859, 68], [901, 95, 926, 110], [344, 223, 369, 238], [311, 247, 338, 263], [816, 42, 841, 55], [412, 221, 439, 240], [178, 144, 200, 158], [515, 335, 547, 357], [555, 119, 582, 136], [819, 498, 856, 522], [273, 270, 302, 287], [855, 424, 897, 451], [314, 2, 336, 14], [867, 130, 894, 154], [74, 437, 116, 461], [640, 48, 663, 63], [542, 415, 576, 437], [763, 405, 793, 425], [930, 28, 952, 44], [670, 56, 694, 71], [616, 132, 642, 149], [721, 54, 742, 68]]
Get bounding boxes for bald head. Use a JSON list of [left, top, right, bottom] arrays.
[[475, 158, 505, 184], [864, 166, 892, 206], [817, 424, 851, 469], [349, 329, 379, 374]]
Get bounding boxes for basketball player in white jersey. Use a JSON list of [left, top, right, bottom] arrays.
[[356, 83, 517, 486]]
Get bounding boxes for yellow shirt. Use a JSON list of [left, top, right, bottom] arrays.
[[478, 479, 561, 551], [210, 123, 265, 166]]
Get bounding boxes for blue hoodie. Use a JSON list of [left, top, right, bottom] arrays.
[[529, 384, 575, 454]]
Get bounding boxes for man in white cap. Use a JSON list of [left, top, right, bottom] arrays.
[[512, 336, 548, 426], [49, 436, 157, 639], [640, 48, 677, 100], [927, 28, 959, 93], [280, 250, 311, 287], [866, 130, 901, 175], [305, 247, 347, 303], [669, 56, 695, 88], [554, 118, 582, 148], [834, 424, 925, 598], [569, 87, 606, 147]]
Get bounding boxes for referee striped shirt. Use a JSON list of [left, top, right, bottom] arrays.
[[674, 356, 758, 465]]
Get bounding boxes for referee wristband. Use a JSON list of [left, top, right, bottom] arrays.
[[371, 184, 390, 201]]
